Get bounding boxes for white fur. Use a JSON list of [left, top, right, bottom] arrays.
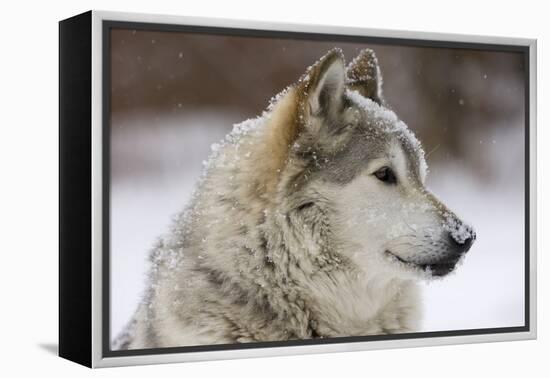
[[113, 49, 474, 350]]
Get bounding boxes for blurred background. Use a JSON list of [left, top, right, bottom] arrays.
[[109, 28, 526, 342]]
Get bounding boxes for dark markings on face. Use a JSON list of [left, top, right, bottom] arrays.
[[396, 132, 425, 187], [295, 101, 425, 188]]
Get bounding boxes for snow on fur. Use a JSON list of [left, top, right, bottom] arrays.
[[346, 89, 429, 181]]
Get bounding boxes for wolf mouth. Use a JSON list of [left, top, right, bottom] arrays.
[[384, 250, 457, 277]]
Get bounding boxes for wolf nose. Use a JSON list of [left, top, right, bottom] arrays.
[[448, 225, 476, 254]]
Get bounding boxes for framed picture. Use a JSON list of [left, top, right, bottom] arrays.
[[59, 10, 537, 368]]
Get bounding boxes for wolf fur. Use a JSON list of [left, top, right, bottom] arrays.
[[114, 48, 475, 349]]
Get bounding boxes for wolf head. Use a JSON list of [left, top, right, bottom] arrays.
[[257, 48, 475, 279]]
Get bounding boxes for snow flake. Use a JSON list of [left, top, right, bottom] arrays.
[[443, 215, 474, 244]]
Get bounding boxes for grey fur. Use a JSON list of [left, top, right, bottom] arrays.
[[113, 48, 475, 350]]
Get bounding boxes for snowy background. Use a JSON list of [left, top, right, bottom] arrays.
[[109, 29, 526, 340]]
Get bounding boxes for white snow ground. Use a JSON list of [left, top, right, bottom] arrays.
[[110, 111, 525, 340]]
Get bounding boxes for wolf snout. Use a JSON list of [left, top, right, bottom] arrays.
[[447, 223, 476, 254], [423, 222, 475, 277]]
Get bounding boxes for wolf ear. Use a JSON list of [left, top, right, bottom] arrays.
[[303, 49, 346, 117], [346, 49, 383, 104]]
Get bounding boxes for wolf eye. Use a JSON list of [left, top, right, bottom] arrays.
[[374, 167, 397, 184]]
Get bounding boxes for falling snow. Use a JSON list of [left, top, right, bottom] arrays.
[[110, 110, 525, 338]]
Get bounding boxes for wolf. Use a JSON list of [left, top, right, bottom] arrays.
[[114, 48, 475, 349]]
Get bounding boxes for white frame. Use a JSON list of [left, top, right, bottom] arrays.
[[90, 10, 537, 368]]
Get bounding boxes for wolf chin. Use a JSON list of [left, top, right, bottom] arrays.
[[114, 48, 475, 349]]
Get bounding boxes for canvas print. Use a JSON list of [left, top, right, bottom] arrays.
[[107, 27, 526, 351]]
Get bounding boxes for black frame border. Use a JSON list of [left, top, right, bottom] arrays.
[[59, 11, 93, 367], [101, 19, 531, 359]]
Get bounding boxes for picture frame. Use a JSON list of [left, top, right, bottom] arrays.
[[59, 10, 537, 368]]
